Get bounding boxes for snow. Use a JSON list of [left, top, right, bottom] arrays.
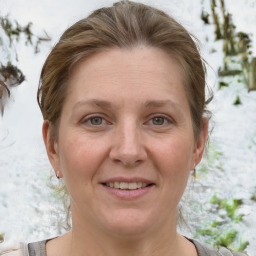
[[0, 0, 255, 255]]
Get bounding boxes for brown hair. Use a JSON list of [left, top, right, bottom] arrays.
[[37, 0, 211, 141]]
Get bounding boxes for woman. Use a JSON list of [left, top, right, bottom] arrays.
[[0, 1, 247, 255]]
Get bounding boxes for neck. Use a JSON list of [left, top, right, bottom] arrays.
[[69, 228, 179, 256], [59, 208, 195, 256]]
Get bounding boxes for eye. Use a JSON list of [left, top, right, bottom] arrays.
[[81, 115, 109, 127], [89, 117, 104, 125], [144, 114, 174, 128], [152, 117, 166, 125]]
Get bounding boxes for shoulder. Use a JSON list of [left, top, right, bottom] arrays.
[[0, 244, 25, 256], [218, 247, 248, 256], [0, 239, 49, 256], [190, 238, 248, 256]]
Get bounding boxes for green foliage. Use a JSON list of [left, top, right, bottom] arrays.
[[196, 143, 224, 179], [0, 13, 51, 116], [233, 240, 250, 252], [210, 194, 243, 220], [251, 187, 256, 202], [196, 225, 247, 251], [201, 9, 210, 24], [210, 48, 217, 53], [210, 194, 222, 204], [0, 233, 4, 243], [219, 81, 229, 89], [217, 230, 238, 247], [211, 220, 223, 227], [203, 0, 256, 92], [194, 1, 254, 253], [0, 15, 50, 53], [196, 194, 248, 251], [233, 95, 242, 105], [208, 149, 222, 167], [1, 16, 32, 46]]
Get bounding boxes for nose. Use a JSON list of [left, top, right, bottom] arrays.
[[109, 121, 147, 167]]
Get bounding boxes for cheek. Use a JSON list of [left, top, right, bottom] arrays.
[[156, 136, 193, 170], [57, 136, 102, 204], [152, 135, 194, 195], [58, 134, 108, 180]]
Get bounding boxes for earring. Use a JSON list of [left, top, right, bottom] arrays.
[[192, 164, 196, 178], [56, 171, 60, 179]]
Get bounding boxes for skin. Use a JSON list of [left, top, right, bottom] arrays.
[[43, 46, 208, 256]]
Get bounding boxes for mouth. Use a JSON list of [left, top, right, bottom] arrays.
[[102, 181, 154, 190], [100, 179, 155, 199]]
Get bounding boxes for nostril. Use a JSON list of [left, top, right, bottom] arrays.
[[109, 135, 147, 166]]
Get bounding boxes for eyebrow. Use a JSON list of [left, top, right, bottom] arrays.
[[72, 99, 182, 112], [73, 99, 112, 110], [144, 100, 178, 108]]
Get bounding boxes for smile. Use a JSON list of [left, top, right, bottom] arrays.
[[101, 178, 155, 199], [105, 182, 149, 190]]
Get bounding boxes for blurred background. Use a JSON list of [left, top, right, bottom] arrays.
[[0, 0, 256, 255]]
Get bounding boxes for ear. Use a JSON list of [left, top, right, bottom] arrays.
[[42, 120, 62, 178], [190, 118, 209, 169]]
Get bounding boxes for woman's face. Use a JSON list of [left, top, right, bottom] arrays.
[[44, 46, 207, 237]]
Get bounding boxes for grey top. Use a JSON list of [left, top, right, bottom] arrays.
[[25, 238, 247, 256], [0, 237, 247, 256]]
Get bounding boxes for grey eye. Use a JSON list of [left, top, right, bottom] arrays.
[[90, 117, 103, 125], [152, 117, 165, 125]]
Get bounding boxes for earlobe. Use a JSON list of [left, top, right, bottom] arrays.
[[42, 120, 62, 178], [192, 118, 209, 167]]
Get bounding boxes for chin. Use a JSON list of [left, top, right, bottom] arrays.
[[102, 209, 155, 238]]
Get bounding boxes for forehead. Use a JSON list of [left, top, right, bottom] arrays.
[[66, 46, 189, 109]]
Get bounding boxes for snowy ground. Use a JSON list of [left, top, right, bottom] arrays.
[[0, 0, 255, 255]]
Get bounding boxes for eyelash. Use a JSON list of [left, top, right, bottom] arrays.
[[145, 114, 173, 126], [81, 114, 110, 126]]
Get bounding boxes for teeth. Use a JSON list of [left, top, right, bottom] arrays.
[[128, 182, 137, 190], [105, 182, 148, 190], [114, 181, 120, 189], [120, 182, 128, 189], [141, 182, 147, 188]]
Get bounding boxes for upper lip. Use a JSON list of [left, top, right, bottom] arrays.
[[100, 177, 155, 185]]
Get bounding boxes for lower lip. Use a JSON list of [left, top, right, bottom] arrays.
[[101, 184, 155, 200]]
